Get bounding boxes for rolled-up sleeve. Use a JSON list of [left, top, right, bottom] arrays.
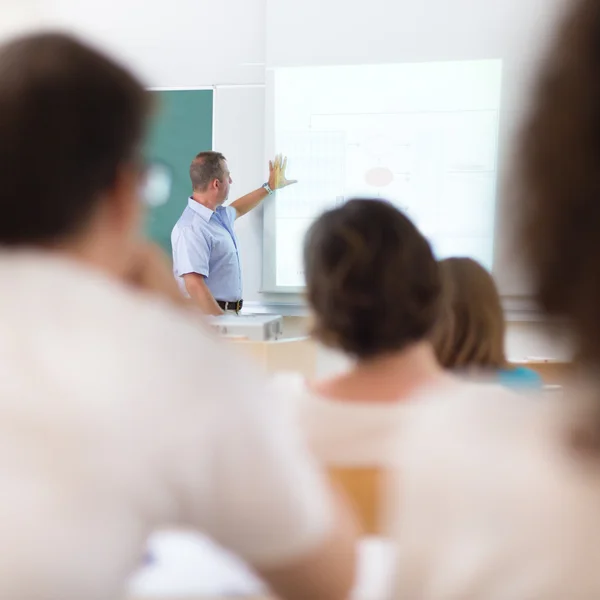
[[173, 227, 211, 278], [225, 205, 238, 225]]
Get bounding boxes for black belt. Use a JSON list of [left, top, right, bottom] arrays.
[[217, 299, 243, 313]]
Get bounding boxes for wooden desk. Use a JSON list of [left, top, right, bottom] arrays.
[[511, 360, 573, 385]]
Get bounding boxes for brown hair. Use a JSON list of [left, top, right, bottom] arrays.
[[0, 32, 149, 245], [190, 151, 227, 191], [518, 0, 600, 366], [432, 257, 507, 370], [304, 198, 440, 360]]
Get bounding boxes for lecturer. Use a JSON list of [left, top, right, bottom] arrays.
[[172, 152, 296, 315]]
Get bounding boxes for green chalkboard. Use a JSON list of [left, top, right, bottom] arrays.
[[144, 89, 213, 254]]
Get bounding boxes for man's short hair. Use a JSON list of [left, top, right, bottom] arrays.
[[190, 151, 227, 192], [0, 32, 149, 245]]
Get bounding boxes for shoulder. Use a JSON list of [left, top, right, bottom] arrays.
[[173, 220, 212, 246], [392, 384, 600, 597], [0, 254, 247, 412], [173, 204, 213, 234], [223, 205, 237, 224], [399, 382, 538, 459], [268, 372, 310, 410], [267, 373, 339, 433], [269, 374, 408, 466], [172, 205, 194, 229], [19, 255, 227, 386], [396, 381, 575, 497]]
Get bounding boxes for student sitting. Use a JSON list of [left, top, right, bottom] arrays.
[[431, 257, 542, 389], [271, 198, 456, 466]]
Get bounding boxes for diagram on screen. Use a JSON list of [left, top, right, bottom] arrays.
[[268, 60, 502, 288]]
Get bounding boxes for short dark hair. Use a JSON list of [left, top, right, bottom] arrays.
[[304, 199, 441, 359], [190, 151, 226, 191], [517, 0, 600, 365], [0, 32, 150, 245]]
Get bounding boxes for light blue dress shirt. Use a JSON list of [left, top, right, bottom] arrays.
[[171, 198, 242, 301]]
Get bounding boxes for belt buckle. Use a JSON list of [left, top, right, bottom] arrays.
[[235, 300, 242, 314]]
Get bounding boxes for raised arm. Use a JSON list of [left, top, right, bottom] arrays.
[[231, 155, 298, 218]]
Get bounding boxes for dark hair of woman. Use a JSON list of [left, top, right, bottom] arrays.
[[304, 198, 440, 360]]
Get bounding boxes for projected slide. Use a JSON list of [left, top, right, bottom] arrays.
[[267, 60, 502, 289]]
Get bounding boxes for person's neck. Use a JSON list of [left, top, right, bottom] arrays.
[[310, 342, 449, 403], [50, 229, 127, 282], [192, 191, 221, 212]]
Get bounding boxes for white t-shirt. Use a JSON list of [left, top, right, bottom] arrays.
[[270, 372, 412, 467], [270, 373, 471, 468], [392, 383, 600, 599], [0, 253, 332, 600]]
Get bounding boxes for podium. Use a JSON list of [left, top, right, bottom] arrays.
[[207, 314, 283, 341]]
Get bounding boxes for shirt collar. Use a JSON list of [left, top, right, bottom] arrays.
[[188, 198, 228, 223], [188, 197, 214, 223]]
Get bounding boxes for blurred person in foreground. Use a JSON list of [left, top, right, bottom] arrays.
[[0, 33, 356, 600], [392, 1, 600, 597], [432, 257, 542, 390]]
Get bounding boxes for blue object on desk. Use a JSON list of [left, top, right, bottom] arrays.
[[497, 366, 543, 390]]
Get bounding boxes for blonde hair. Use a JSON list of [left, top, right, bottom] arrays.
[[432, 257, 507, 370]]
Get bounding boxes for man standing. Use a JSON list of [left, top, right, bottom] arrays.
[[172, 152, 296, 314]]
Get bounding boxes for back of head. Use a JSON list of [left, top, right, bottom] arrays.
[[190, 151, 226, 191], [304, 198, 440, 360], [431, 257, 506, 370], [518, 0, 600, 367], [0, 32, 149, 246]]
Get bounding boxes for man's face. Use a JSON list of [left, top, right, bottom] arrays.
[[217, 160, 233, 204]]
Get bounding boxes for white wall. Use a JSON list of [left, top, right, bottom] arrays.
[[214, 87, 266, 304], [0, 0, 267, 85], [267, 0, 562, 69], [0, 0, 46, 40], [45, 0, 266, 86]]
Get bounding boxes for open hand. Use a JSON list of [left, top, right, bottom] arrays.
[[269, 154, 298, 190]]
